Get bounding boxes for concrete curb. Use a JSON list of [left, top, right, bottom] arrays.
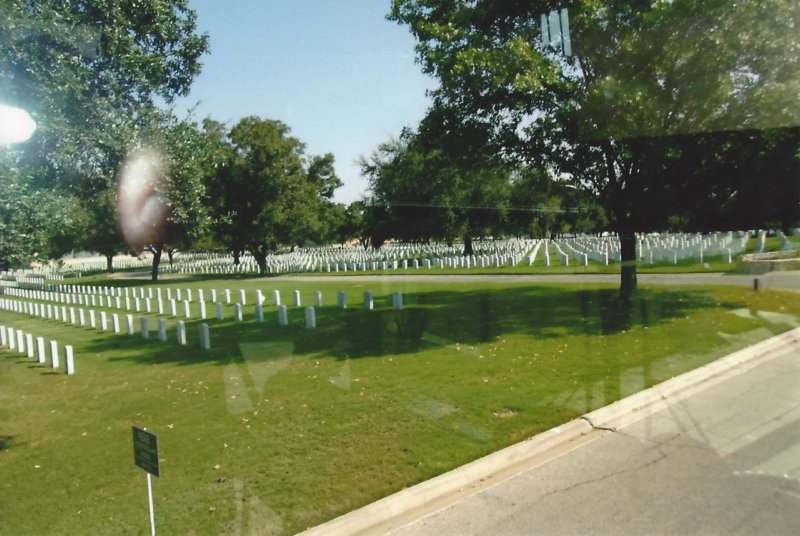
[[583, 326, 800, 430], [298, 418, 593, 536], [299, 327, 800, 536]]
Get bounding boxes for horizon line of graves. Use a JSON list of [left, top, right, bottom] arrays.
[[2, 229, 798, 376], [13, 229, 800, 279], [0, 280, 403, 375]]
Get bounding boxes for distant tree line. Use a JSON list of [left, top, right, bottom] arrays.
[[378, 0, 800, 297], [1, 0, 797, 298]]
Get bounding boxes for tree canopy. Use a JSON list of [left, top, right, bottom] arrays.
[[205, 116, 342, 274], [390, 0, 800, 296], [0, 0, 210, 272]]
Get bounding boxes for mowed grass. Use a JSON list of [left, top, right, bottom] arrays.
[[2, 277, 800, 535], [291, 252, 746, 277]]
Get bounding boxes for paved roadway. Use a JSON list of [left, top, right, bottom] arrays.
[[387, 344, 800, 535], [278, 271, 800, 291]]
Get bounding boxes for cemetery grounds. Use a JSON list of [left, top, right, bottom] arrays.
[[2, 258, 800, 533]]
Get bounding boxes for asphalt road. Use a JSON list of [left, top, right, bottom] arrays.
[[277, 271, 800, 290], [387, 345, 800, 535]]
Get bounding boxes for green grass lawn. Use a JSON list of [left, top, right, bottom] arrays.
[[293, 252, 741, 277], [2, 277, 799, 534]]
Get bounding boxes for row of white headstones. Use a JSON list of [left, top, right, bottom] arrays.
[[0, 287, 405, 374], [0, 323, 74, 374], [11, 230, 787, 279]]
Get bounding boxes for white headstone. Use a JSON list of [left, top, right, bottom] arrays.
[[199, 323, 210, 350], [215, 302, 224, 320], [292, 290, 301, 307], [273, 290, 281, 306], [140, 317, 148, 339], [49, 340, 58, 368], [89, 309, 96, 329], [112, 313, 120, 333], [392, 292, 403, 311], [225, 289, 231, 303], [234, 303, 242, 321], [25, 333, 34, 358], [199, 300, 207, 319], [278, 305, 288, 326], [314, 291, 322, 307], [239, 289, 246, 305], [255, 304, 264, 322], [126, 314, 134, 335], [16, 330, 25, 354], [305, 307, 316, 329], [158, 318, 167, 342], [176, 320, 187, 345], [337, 291, 346, 309], [364, 291, 373, 310], [64, 345, 74, 375], [183, 300, 191, 318], [36, 336, 46, 364]]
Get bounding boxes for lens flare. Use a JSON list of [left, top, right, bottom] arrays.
[[0, 104, 37, 144], [117, 148, 170, 249]]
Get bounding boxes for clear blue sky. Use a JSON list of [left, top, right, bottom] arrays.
[[173, 0, 436, 204]]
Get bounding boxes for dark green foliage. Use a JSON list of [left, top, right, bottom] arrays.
[[204, 117, 342, 273], [0, 0, 210, 269], [390, 0, 800, 295]]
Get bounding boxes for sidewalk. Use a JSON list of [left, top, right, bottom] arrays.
[[301, 328, 800, 535]]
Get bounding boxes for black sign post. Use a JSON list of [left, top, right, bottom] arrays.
[[132, 426, 159, 536]]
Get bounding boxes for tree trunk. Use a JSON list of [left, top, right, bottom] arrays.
[[251, 247, 267, 275], [167, 248, 175, 265], [463, 234, 474, 256], [233, 249, 241, 266], [619, 232, 637, 299], [105, 254, 114, 273], [151, 243, 163, 281]]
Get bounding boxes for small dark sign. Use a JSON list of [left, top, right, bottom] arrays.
[[132, 426, 160, 478]]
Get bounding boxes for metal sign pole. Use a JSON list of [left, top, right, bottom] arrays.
[[147, 472, 156, 536], [133, 425, 160, 536]]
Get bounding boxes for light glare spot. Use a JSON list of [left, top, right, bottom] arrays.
[[117, 148, 170, 249], [0, 104, 37, 144]]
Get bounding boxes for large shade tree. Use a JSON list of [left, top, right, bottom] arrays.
[[0, 153, 80, 270], [117, 113, 216, 280], [362, 105, 512, 254], [0, 0, 209, 268], [390, 0, 800, 297], [206, 117, 342, 274]]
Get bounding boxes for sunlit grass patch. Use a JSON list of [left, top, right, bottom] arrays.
[[1, 280, 798, 534]]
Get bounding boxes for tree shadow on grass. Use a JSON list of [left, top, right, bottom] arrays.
[[0, 435, 21, 451], [84, 286, 734, 366]]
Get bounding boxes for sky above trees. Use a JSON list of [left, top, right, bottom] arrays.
[[172, 0, 435, 204]]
